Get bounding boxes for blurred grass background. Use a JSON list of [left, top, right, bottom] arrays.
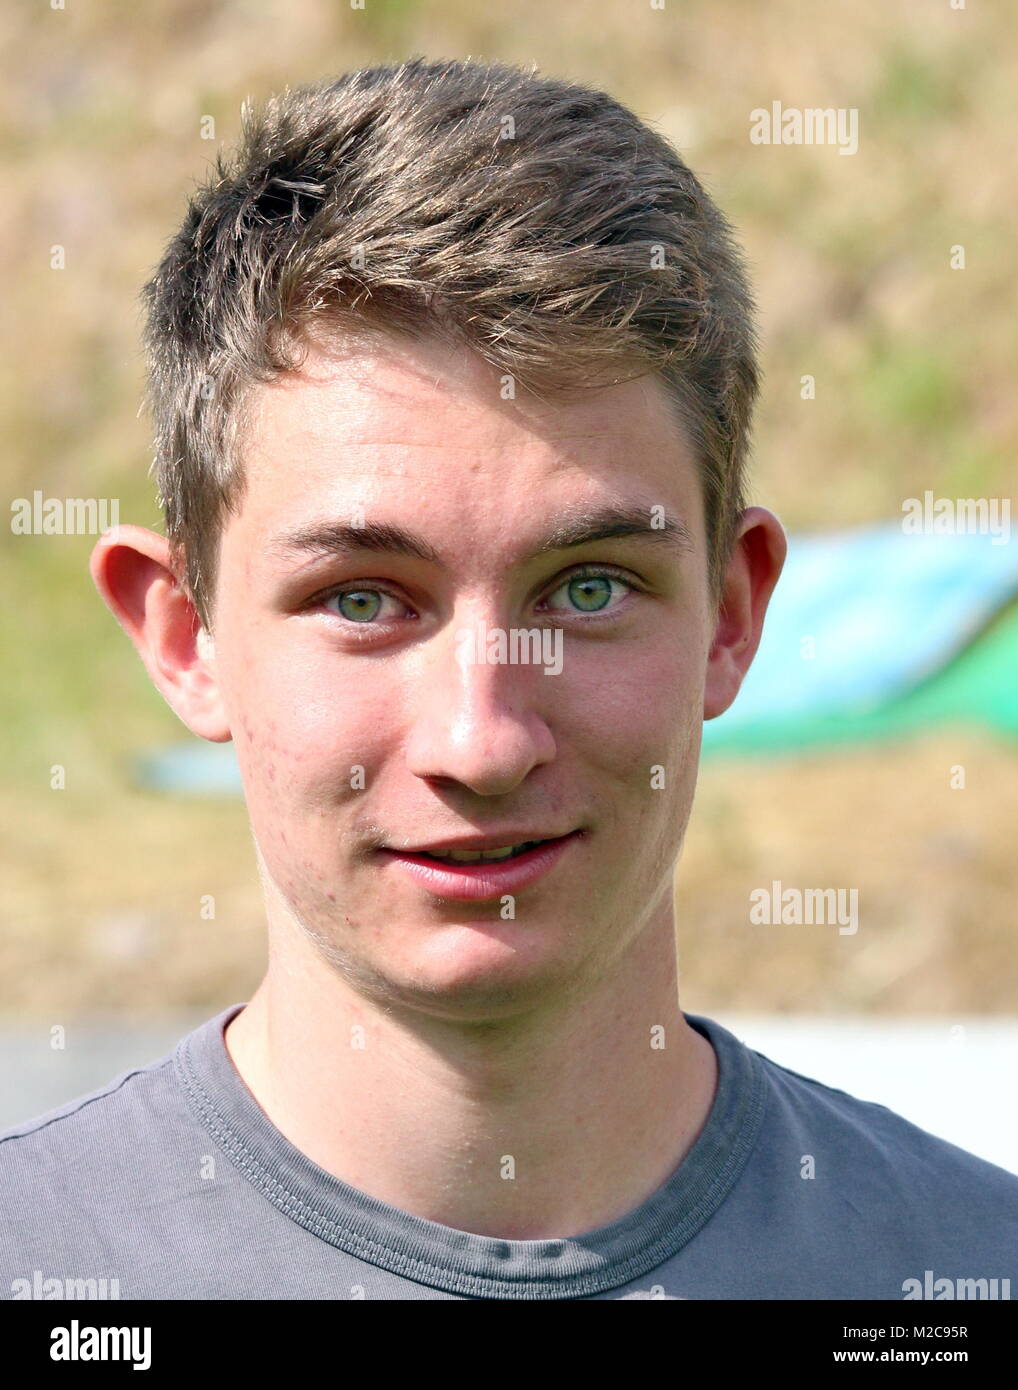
[[1, 0, 1015, 1018]]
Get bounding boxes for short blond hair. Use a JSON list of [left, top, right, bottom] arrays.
[[141, 57, 759, 629]]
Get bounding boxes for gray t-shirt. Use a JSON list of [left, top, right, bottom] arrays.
[[2, 1002, 1015, 1300]]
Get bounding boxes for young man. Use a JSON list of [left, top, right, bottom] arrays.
[[3, 58, 1015, 1302]]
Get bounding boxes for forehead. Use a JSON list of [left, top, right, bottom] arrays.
[[233, 329, 703, 546]]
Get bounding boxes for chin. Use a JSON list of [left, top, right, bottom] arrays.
[[384, 924, 573, 1019]]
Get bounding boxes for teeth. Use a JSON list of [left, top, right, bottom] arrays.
[[427, 841, 537, 864], [442, 844, 525, 863]]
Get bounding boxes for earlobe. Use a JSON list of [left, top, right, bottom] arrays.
[[89, 525, 232, 743], [702, 507, 787, 722]]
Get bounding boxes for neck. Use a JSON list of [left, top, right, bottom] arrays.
[[225, 911, 717, 1240]]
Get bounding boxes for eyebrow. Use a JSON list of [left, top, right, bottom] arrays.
[[267, 505, 695, 570], [538, 507, 694, 557]]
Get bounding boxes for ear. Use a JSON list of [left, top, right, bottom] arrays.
[[703, 506, 787, 721], [89, 525, 232, 742]]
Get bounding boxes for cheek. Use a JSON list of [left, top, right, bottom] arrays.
[[563, 629, 704, 775], [220, 632, 396, 814], [557, 630, 705, 885]]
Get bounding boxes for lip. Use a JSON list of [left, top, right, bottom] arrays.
[[377, 830, 584, 900], [397, 830, 575, 854]]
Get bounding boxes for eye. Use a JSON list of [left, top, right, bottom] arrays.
[[539, 565, 637, 617], [321, 587, 410, 624]]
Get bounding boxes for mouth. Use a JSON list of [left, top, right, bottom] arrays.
[[409, 839, 555, 865], [376, 830, 584, 900]]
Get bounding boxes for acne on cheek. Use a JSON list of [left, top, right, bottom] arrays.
[[234, 709, 312, 789], [269, 842, 374, 946], [236, 728, 360, 877]]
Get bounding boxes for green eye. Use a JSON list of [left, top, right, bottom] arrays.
[[336, 590, 383, 622], [543, 566, 634, 617], [567, 575, 613, 612]]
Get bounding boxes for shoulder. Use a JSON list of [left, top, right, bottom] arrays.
[[692, 1013, 1018, 1233], [0, 1039, 214, 1297], [0, 1051, 182, 1180], [754, 1044, 1018, 1212]]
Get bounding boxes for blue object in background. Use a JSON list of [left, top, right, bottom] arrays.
[[135, 741, 243, 797], [704, 520, 1018, 734]]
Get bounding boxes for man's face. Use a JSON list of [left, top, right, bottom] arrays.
[[210, 329, 715, 1020]]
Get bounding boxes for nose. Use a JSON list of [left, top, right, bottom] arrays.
[[402, 607, 557, 796]]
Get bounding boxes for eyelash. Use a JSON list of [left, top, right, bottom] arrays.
[[313, 564, 641, 629], [537, 565, 639, 619]]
